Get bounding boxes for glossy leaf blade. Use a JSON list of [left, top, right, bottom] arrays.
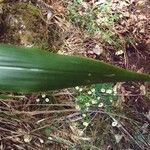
[[0, 44, 150, 92]]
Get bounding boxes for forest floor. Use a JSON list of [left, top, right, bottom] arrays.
[[0, 0, 150, 150]]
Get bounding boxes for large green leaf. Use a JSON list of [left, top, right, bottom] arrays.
[[0, 44, 149, 92]]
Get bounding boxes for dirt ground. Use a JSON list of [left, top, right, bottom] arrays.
[[0, 0, 150, 150]]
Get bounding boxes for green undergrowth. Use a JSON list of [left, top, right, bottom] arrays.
[[66, 0, 135, 52], [75, 83, 118, 112], [1, 2, 52, 50]]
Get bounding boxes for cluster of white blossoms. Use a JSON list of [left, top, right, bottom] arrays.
[[75, 86, 108, 112], [83, 122, 89, 127], [111, 118, 121, 128], [36, 94, 50, 103], [75, 86, 119, 129], [75, 86, 83, 92]]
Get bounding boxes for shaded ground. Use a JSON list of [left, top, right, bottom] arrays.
[[0, 0, 150, 150]]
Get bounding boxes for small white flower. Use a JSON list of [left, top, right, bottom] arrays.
[[26, 44, 33, 48], [91, 100, 97, 104], [97, 97, 101, 100], [36, 98, 40, 102], [79, 88, 83, 92], [98, 103, 104, 108], [78, 131, 84, 136], [83, 122, 89, 127], [57, 50, 64, 55], [85, 103, 90, 107], [42, 94, 46, 98], [93, 44, 103, 55], [39, 138, 44, 144], [47, 10, 53, 21], [48, 136, 53, 140], [24, 137, 30, 143], [88, 91, 92, 95], [101, 88, 105, 93], [23, 135, 32, 143], [91, 88, 95, 93], [75, 105, 81, 110], [85, 107, 89, 111], [113, 91, 117, 95], [115, 50, 124, 56], [95, 0, 105, 6], [112, 120, 118, 127], [82, 114, 86, 118], [110, 99, 113, 103], [45, 98, 50, 103], [106, 89, 113, 94], [75, 86, 80, 90]]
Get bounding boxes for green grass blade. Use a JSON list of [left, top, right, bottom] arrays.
[[0, 44, 150, 92]]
